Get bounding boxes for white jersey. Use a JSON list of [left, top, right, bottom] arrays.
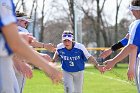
[[18, 26, 29, 33], [128, 19, 140, 55], [0, 0, 20, 93], [0, 0, 16, 57]]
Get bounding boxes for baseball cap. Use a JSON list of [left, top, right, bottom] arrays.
[[16, 11, 33, 22], [17, 16, 33, 22], [62, 31, 73, 41], [128, 4, 140, 11]]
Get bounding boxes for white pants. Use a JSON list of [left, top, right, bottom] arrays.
[[0, 56, 19, 93], [135, 54, 140, 93], [63, 70, 84, 93], [15, 69, 25, 93]]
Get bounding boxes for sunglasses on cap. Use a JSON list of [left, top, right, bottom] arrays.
[[63, 32, 73, 35], [62, 34, 73, 37]]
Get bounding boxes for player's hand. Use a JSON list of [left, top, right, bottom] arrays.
[[44, 64, 62, 84], [104, 59, 116, 70], [127, 68, 135, 81], [96, 65, 106, 74], [13, 57, 33, 79], [21, 62, 33, 79], [44, 43, 56, 52], [99, 48, 112, 59]]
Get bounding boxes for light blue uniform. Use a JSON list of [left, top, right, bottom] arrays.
[[56, 42, 91, 93], [127, 19, 140, 93], [0, 0, 19, 93]]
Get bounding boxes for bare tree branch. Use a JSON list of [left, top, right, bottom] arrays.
[[15, 0, 20, 9]]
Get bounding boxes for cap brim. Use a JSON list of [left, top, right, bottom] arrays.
[[17, 17, 33, 22]]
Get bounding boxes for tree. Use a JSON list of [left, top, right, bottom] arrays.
[[39, 0, 46, 42], [21, 0, 27, 12], [66, 0, 75, 32], [43, 19, 69, 45], [30, 0, 38, 36], [77, 0, 109, 47], [114, 0, 123, 43]]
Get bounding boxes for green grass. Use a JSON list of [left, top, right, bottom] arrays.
[[23, 64, 137, 93]]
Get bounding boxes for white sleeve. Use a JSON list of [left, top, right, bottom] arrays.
[[0, 0, 16, 27], [80, 44, 91, 59]]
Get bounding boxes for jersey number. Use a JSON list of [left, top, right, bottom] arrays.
[[69, 61, 74, 66]]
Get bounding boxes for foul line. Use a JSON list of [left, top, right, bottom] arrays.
[[84, 71, 134, 85]]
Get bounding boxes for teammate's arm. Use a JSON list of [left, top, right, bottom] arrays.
[[99, 34, 129, 59], [30, 40, 56, 52], [88, 56, 104, 73], [88, 56, 98, 67], [2, 23, 62, 83], [52, 51, 59, 63]]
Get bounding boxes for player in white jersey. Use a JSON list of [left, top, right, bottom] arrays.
[[0, 0, 62, 93], [52, 30, 103, 93], [103, 0, 140, 92], [13, 11, 57, 93]]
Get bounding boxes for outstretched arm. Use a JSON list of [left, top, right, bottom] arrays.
[[52, 51, 59, 63], [2, 23, 62, 84], [88, 56, 104, 73], [104, 44, 137, 70], [30, 40, 56, 52], [99, 34, 129, 59]]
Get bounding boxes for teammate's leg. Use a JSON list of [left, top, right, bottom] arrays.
[[136, 57, 140, 93], [63, 71, 74, 93], [15, 70, 25, 93], [0, 56, 20, 93], [73, 71, 84, 93]]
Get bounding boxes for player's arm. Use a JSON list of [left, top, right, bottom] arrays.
[[30, 40, 56, 52], [52, 51, 59, 63], [19, 32, 35, 44], [88, 56, 105, 73], [88, 56, 98, 67], [127, 46, 136, 81], [104, 44, 137, 70], [13, 54, 33, 79], [80, 44, 104, 72], [2, 23, 62, 83], [99, 34, 129, 59], [111, 34, 129, 51]]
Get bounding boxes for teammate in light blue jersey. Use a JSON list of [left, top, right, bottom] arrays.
[[104, 0, 140, 92], [13, 11, 57, 93], [0, 0, 62, 93], [0, 0, 20, 93], [52, 30, 103, 93]]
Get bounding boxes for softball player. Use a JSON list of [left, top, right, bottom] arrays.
[[14, 13, 33, 93], [13, 11, 56, 93], [0, 0, 20, 93], [104, 1, 140, 93], [0, 1, 62, 92], [52, 30, 103, 93]]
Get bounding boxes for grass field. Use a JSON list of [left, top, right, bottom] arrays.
[[23, 64, 137, 93]]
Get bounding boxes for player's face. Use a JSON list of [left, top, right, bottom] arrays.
[[63, 39, 73, 50], [131, 10, 140, 19], [18, 20, 28, 28]]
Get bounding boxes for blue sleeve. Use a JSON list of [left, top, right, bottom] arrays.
[[120, 38, 128, 46]]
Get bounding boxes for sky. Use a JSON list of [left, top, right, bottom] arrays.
[[14, 0, 132, 25]]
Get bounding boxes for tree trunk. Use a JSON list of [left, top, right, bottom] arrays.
[[39, 0, 45, 42]]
